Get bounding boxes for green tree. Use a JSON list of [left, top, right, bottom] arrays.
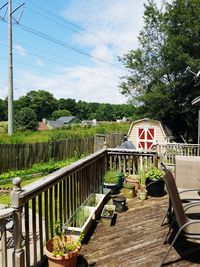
[[120, 0, 200, 142], [0, 99, 7, 121], [76, 100, 91, 120], [57, 98, 77, 115], [52, 109, 71, 120], [16, 90, 58, 121], [15, 107, 38, 131]]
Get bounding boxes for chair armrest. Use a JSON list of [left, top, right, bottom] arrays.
[[183, 201, 200, 212], [179, 188, 200, 195]]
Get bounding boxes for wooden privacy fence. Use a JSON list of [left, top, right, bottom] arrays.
[[0, 137, 94, 173], [0, 148, 158, 267], [156, 143, 200, 166], [0, 133, 125, 173]]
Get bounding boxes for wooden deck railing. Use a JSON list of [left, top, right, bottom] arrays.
[[0, 148, 158, 267], [156, 143, 200, 166]]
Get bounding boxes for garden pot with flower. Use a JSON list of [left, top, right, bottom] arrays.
[[103, 170, 119, 194], [145, 167, 165, 197], [44, 222, 84, 267]]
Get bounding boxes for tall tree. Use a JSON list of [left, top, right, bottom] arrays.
[[120, 0, 200, 142], [57, 98, 77, 115], [52, 109, 71, 120], [15, 107, 38, 131], [15, 90, 58, 121]]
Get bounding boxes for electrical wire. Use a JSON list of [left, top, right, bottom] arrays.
[[0, 36, 121, 82], [0, 56, 119, 89], [22, 0, 126, 55]]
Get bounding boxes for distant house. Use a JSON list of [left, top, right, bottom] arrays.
[[57, 116, 81, 124], [82, 119, 97, 126], [127, 118, 173, 150], [39, 116, 81, 130]]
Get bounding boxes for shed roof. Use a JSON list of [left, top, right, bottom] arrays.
[[127, 118, 173, 139]]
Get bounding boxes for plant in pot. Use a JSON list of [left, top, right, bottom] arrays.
[[44, 222, 84, 267], [101, 204, 115, 226], [137, 185, 148, 200], [124, 173, 140, 192], [145, 167, 165, 197], [122, 181, 136, 198], [103, 170, 119, 194], [137, 169, 147, 200]]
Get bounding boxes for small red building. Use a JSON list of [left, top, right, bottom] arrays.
[[127, 118, 173, 149]]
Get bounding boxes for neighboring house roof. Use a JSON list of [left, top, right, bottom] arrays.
[[45, 116, 81, 129], [82, 119, 97, 125], [47, 120, 64, 129], [57, 116, 81, 124]]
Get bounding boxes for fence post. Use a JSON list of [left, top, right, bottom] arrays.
[[152, 153, 158, 168], [103, 141, 107, 149], [11, 177, 25, 267]]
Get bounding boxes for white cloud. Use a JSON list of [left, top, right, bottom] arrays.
[[14, 44, 27, 56], [36, 59, 44, 67], [1, 0, 165, 104]]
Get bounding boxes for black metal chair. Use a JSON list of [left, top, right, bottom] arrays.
[[160, 169, 200, 266]]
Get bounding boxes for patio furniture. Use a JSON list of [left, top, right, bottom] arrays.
[[160, 162, 200, 226], [160, 169, 200, 266]]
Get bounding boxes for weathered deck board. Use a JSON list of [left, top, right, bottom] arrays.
[[80, 196, 200, 267]]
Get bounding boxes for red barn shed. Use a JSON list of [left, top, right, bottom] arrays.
[[127, 118, 173, 149]]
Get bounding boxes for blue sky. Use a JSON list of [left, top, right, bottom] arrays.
[[0, 0, 163, 104]]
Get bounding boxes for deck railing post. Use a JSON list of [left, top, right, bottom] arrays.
[[11, 177, 25, 267], [152, 153, 158, 167]]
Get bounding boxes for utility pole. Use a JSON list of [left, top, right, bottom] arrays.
[[7, 0, 24, 135], [8, 0, 14, 135]]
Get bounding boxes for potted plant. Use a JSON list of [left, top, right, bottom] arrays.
[[145, 167, 165, 197], [137, 186, 148, 200], [137, 169, 147, 200], [103, 170, 119, 194], [124, 173, 140, 192], [44, 222, 84, 267], [122, 182, 136, 198], [101, 204, 115, 226]]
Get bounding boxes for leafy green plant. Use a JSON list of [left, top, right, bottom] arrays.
[[103, 170, 118, 184], [51, 222, 84, 257], [0, 122, 130, 144], [138, 169, 147, 186], [0, 157, 79, 184], [146, 167, 164, 181]]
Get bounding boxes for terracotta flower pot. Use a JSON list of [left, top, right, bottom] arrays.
[[44, 237, 80, 267]]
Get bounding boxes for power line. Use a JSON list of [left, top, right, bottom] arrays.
[[0, 37, 121, 82], [1, 18, 123, 69], [0, 56, 119, 89], [22, 0, 126, 54], [14, 22, 123, 69]]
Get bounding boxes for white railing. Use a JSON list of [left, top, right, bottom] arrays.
[[156, 143, 200, 166]]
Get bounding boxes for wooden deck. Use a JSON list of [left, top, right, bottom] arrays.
[[78, 195, 200, 267]]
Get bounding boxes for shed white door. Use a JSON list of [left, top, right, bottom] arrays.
[[138, 128, 155, 149]]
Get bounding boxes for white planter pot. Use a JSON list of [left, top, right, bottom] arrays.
[[67, 206, 95, 236], [83, 193, 106, 220]]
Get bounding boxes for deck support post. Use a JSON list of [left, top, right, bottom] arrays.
[[11, 177, 25, 267]]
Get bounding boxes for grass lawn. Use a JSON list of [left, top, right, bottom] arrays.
[[0, 176, 43, 205]]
